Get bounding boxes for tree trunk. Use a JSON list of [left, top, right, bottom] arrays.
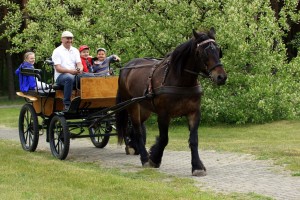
[[270, 0, 300, 59], [5, 40, 15, 100]]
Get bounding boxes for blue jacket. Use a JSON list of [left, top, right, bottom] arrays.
[[15, 62, 36, 92]]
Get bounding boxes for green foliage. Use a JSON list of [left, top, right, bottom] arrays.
[[0, 0, 22, 41], [2, 0, 300, 123], [199, 0, 300, 124]]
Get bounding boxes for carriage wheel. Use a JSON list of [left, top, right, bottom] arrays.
[[18, 104, 39, 152], [89, 122, 110, 148], [48, 115, 70, 160]]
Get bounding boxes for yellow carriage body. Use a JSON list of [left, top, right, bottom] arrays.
[[17, 76, 119, 116]]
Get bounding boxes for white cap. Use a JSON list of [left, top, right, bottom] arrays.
[[61, 31, 74, 38]]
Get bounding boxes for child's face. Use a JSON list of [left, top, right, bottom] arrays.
[[96, 50, 106, 61], [26, 54, 35, 65], [80, 49, 90, 58]]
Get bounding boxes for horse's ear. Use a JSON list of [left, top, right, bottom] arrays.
[[193, 29, 199, 39], [209, 27, 216, 38], [219, 48, 223, 58]]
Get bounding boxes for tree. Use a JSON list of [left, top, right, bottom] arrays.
[[0, 0, 23, 99], [270, 0, 300, 59], [2, 0, 300, 123]]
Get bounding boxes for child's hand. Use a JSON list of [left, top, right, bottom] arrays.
[[114, 55, 121, 62]]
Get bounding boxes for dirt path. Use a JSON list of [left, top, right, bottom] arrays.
[[1, 127, 299, 200]]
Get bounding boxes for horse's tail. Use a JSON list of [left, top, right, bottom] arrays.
[[115, 88, 129, 145]]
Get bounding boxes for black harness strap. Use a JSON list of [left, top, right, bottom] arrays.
[[153, 85, 203, 96], [120, 64, 155, 70]]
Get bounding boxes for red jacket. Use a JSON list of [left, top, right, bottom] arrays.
[[80, 56, 93, 72]]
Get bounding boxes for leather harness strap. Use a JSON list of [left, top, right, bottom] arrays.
[[121, 57, 205, 98], [153, 85, 203, 96]]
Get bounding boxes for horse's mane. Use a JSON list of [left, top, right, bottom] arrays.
[[169, 30, 216, 76], [170, 39, 194, 76]]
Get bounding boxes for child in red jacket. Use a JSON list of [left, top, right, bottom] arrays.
[[79, 45, 93, 72]]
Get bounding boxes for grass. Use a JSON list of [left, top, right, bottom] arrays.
[[0, 95, 24, 105], [0, 140, 270, 200]]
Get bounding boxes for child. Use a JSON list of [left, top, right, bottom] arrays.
[[92, 48, 120, 76], [79, 45, 93, 73], [15, 52, 48, 92]]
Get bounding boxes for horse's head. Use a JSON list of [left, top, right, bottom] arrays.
[[193, 28, 227, 85]]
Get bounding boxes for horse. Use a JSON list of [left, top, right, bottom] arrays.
[[115, 28, 227, 176]]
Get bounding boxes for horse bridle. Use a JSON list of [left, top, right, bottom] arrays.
[[184, 38, 223, 78]]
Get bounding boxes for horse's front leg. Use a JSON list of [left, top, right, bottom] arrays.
[[148, 114, 170, 168], [188, 111, 206, 176]]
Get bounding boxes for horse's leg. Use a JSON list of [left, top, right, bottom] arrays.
[[125, 105, 148, 155], [125, 121, 146, 155], [188, 111, 207, 176], [148, 114, 170, 168], [129, 106, 149, 165]]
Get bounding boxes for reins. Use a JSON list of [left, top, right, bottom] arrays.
[[119, 64, 155, 70], [184, 62, 223, 78]]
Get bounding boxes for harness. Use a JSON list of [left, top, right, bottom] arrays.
[[120, 38, 222, 101], [184, 38, 223, 77]]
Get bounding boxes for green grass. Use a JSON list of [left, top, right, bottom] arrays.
[[0, 140, 269, 200], [0, 107, 22, 128], [0, 96, 23, 128], [0, 95, 24, 105]]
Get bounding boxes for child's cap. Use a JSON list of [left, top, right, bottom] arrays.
[[97, 47, 107, 53], [79, 45, 89, 52]]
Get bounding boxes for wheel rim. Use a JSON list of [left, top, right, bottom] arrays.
[[49, 115, 70, 160], [53, 120, 64, 156], [89, 122, 110, 148], [24, 109, 34, 146], [19, 104, 39, 151]]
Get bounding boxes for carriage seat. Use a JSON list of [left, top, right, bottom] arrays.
[[19, 68, 55, 96], [51, 82, 78, 90], [52, 83, 64, 90]]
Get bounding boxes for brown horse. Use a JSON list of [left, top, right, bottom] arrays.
[[116, 28, 227, 176]]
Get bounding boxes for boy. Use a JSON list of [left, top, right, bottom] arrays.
[[79, 45, 93, 72], [92, 48, 120, 76]]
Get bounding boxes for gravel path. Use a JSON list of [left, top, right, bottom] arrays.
[[1, 127, 299, 200]]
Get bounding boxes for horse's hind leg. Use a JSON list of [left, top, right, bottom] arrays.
[[188, 112, 206, 176], [132, 122, 149, 165], [148, 115, 170, 168], [125, 122, 146, 155], [129, 107, 149, 165]]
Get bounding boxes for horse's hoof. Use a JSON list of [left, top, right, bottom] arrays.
[[142, 162, 151, 167], [125, 146, 136, 155], [192, 169, 207, 176], [149, 159, 160, 168]]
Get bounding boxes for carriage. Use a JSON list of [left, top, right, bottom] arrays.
[[17, 29, 227, 176], [16, 59, 144, 160]]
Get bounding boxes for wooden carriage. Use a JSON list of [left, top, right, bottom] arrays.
[[16, 64, 124, 160]]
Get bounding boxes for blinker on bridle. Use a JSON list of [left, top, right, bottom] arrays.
[[184, 38, 223, 78]]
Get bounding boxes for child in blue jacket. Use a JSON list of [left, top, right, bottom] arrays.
[[15, 52, 47, 92]]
